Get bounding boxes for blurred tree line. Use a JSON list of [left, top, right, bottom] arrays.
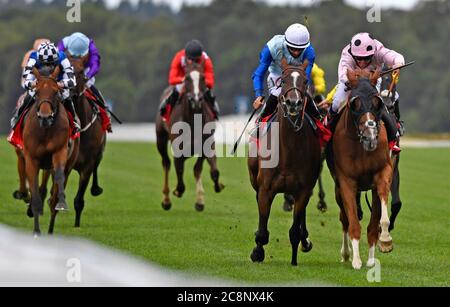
[[0, 0, 449, 133]]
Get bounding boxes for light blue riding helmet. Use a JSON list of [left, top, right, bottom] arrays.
[[65, 32, 90, 57]]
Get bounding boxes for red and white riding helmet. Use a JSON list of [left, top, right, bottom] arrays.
[[350, 32, 376, 57]]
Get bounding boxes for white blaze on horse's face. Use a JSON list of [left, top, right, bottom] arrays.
[[291, 71, 301, 101], [190, 71, 201, 101]]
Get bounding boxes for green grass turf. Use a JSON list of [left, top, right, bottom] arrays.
[[0, 140, 449, 286]]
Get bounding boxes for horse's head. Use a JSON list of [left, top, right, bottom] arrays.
[[279, 57, 309, 130], [33, 66, 61, 128], [184, 61, 206, 112], [347, 68, 384, 152], [68, 54, 89, 95], [380, 64, 396, 110]]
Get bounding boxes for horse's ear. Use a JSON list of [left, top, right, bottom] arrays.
[[302, 59, 309, 71], [370, 67, 381, 86], [51, 66, 61, 80], [347, 68, 358, 88], [281, 57, 288, 70], [32, 67, 41, 80]]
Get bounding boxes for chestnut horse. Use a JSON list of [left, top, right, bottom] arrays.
[[22, 66, 79, 235], [69, 55, 107, 227], [248, 58, 322, 265], [156, 61, 224, 212], [326, 68, 394, 270]]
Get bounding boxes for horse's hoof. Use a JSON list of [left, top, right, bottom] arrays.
[[55, 202, 69, 211], [250, 246, 265, 263], [173, 189, 183, 198], [33, 231, 41, 239], [378, 240, 394, 253], [352, 258, 363, 270], [162, 202, 172, 211], [13, 191, 30, 203], [317, 201, 327, 213], [26, 206, 34, 218], [91, 186, 103, 197], [301, 239, 313, 253], [195, 203, 204, 212], [215, 183, 225, 193], [282, 201, 293, 212]]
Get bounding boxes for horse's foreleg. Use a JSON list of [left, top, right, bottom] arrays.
[[194, 157, 205, 212], [173, 157, 186, 198], [338, 176, 362, 269], [206, 154, 224, 193], [367, 189, 382, 267], [53, 148, 69, 212], [91, 159, 104, 197], [375, 166, 394, 253], [157, 133, 172, 210], [13, 149, 30, 203], [389, 156, 401, 231], [25, 157, 41, 236], [39, 170, 51, 204], [335, 186, 351, 262], [74, 169, 91, 228], [290, 189, 313, 266], [250, 188, 274, 263]]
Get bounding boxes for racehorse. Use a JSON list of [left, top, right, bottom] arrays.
[[69, 55, 107, 227], [22, 66, 79, 235], [156, 61, 224, 211], [248, 58, 322, 265], [326, 67, 394, 270]]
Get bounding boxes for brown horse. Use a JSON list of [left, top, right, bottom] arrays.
[[68, 55, 107, 227], [22, 66, 79, 235], [248, 58, 322, 265], [326, 68, 394, 270], [156, 61, 224, 211]]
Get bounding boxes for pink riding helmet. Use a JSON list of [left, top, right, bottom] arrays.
[[350, 32, 376, 57]]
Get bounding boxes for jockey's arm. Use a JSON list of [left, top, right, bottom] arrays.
[[303, 46, 315, 86], [168, 52, 184, 85], [252, 45, 272, 99], [59, 56, 76, 89], [85, 40, 101, 79], [204, 57, 215, 89], [22, 57, 37, 90]]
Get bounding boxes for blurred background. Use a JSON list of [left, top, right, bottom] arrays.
[[0, 0, 449, 134]]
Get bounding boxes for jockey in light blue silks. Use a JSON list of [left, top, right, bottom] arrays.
[[252, 23, 317, 119]]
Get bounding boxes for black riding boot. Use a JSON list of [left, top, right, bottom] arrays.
[[159, 88, 179, 116], [204, 89, 220, 119], [306, 96, 322, 120], [259, 95, 278, 119], [63, 98, 81, 133], [394, 99, 405, 136], [90, 85, 107, 107], [381, 108, 399, 143], [11, 94, 34, 129]]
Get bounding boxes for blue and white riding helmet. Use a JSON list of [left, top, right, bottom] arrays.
[[65, 32, 90, 57]]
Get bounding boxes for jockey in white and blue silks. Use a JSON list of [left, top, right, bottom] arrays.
[[11, 42, 79, 131], [252, 23, 315, 118]]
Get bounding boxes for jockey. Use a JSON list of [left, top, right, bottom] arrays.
[[252, 23, 318, 119], [21, 38, 50, 70], [57, 32, 112, 132], [327, 32, 405, 153], [11, 42, 79, 133], [159, 39, 219, 119]]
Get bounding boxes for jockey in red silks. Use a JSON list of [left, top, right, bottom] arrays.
[[159, 40, 219, 119]]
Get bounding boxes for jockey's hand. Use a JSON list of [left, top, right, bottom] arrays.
[[317, 99, 330, 111], [29, 81, 37, 89], [392, 68, 400, 84], [57, 82, 65, 90], [253, 96, 264, 110]]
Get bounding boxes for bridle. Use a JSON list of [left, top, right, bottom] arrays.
[[279, 66, 309, 131]]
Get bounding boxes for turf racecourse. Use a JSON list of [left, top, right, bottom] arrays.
[[0, 140, 448, 286]]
